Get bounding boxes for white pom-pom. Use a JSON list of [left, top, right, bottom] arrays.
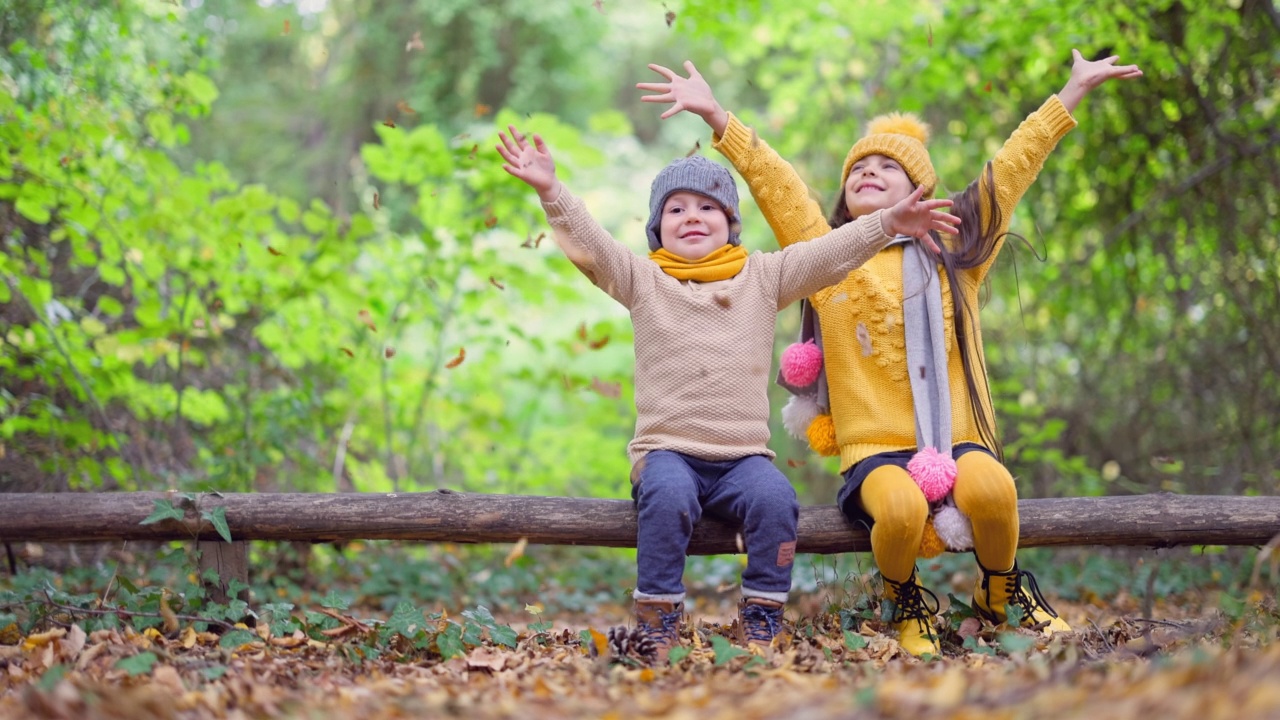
[[933, 502, 974, 551], [781, 394, 822, 440]]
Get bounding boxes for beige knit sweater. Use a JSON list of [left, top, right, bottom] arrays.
[[542, 187, 893, 464]]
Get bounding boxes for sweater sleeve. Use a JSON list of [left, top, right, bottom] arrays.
[[712, 112, 835, 249], [970, 94, 1078, 283], [541, 187, 646, 308], [768, 211, 892, 310]]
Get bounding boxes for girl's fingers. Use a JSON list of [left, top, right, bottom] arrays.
[[683, 60, 699, 77], [647, 63, 676, 79], [639, 91, 675, 103], [532, 134, 549, 154], [635, 82, 670, 93], [497, 131, 519, 156], [659, 105, 683, 119], [508, 125, 527, 146]]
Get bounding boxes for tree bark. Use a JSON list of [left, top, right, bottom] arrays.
[[1, 491, 1276, 553]]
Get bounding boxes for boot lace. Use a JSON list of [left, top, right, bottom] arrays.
[[640, 605, 682, 646], [741, 602, 784, 645], [888, 575, 940, 624], [1002, 568, 1060, 624]]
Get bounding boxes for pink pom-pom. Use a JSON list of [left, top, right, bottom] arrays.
[[780, 340, 823, 387], [907, 447, 957, 502]]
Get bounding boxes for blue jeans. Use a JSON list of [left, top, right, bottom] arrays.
[[632, 450, 799, 604]]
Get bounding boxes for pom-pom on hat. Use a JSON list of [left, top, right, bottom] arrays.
[[840, 113, 938, 202], [646, 155, 741, 251]]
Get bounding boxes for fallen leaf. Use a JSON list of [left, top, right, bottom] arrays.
[[466, 646, 507, 673], [958, 617, 982, 640], [786, 458, 806, 468], [468, 144, 479, 160], [445, 347, 466, 369], [504, 538, 528, 568], [160, 589, 180, 635], [984, 81, 992, 92], [405, 31, 424, 52], [489, 277, 505, 290], [587, 628, 609, 657], [664, 8, 676, 26]]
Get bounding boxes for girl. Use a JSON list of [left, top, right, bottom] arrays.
[[496, 126, 957, 659], [639, 49, 1142, 656]]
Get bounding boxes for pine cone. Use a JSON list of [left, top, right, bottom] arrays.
[[607, 625, 656, 663]]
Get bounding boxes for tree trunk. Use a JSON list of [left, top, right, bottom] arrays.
[[1, 491, 1276, 553]]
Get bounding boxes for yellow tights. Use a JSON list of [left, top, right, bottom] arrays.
[[857, 451, 1019, 579]]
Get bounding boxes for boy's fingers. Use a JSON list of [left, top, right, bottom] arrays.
[[635, 82, 669, 92], [639, 91, 675, 103], [532, 134, 548, 153], [1071, 48, 1083, 63], [683, 60, 699, 77], [648, 63, 675, 79]]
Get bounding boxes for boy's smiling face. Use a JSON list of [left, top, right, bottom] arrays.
[[843, 153, 915, 220], [658, 191, 731, 261]]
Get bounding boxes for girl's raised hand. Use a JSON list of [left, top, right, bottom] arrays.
[[1059, 48, 1143, 113], [880, 185, 959, 253], [497, 125, 560, 201], [636, 61, 729, 136]]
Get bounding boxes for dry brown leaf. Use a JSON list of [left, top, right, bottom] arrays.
[[474, 103, 492, 117], [405, 31, 424, 52], [395, 100, 417, 116], [160, 589, 180, 635], [589, 377, 620, 398], [382, 117, 397, 128], [267, 246, 284, 256], [786, 458, 806, 468], [372, 191, 381, 210], [685, 139, 701, 157], [384, 346, 396, 359], [577, 322, 588, 341], [358, 309, 377, 333], [664, 8, 676, 26], [466, 646, 507, 673], [587, 336, 609, 350], [282, 19, 290, 35], [489, 276, 505, 290], [484, 213, 498, 228], [445, 347, 466, 369], [340, 347, 355, 357], [504, 537, 528, 568]]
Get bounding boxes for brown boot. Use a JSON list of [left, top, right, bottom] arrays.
[[737, 598, 786, 650], [634, 599, 684, 664], [883, 569, 941, 657]]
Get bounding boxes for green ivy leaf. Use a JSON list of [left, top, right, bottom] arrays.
[[667, 646, 691, 665], [201, 506, 232, 542], [115, 652, 158, 676], [320, 590, 350, 611], [488, 623, 518, 649], [843, 630, 868, 651], [201, 665, 228, 681], [437, 622, 464, 659], [36, 664, 67, 691], [996, 632, 1037, 654], [139, 499, 185, 525], [709, 635, 749, 666], [218, 629, 259, 649], [385, 602, 424, 639]]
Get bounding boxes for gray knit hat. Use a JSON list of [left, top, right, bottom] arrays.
[[645, 155, 741, 251]]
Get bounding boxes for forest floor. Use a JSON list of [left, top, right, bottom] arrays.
[[1, 543, 1278, 719]]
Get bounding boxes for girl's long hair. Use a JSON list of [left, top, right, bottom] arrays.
[[828, 163, 1006, 460]]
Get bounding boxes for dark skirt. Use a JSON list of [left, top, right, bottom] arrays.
[[835, 442, 995, 530]]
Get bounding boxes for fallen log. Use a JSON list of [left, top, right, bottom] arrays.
[[1, 492, 1277, 553]]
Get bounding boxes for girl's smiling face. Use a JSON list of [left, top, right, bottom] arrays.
[[659, 191, 731, 260], [843, 153, 916, 220]]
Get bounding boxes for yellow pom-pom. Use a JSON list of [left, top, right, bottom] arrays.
[[918, 517, 945, 559], [805, 414, 839, 457], [866, 112, 930, 145]]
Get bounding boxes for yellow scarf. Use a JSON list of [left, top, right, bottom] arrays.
[[648, 245, 748, 282]]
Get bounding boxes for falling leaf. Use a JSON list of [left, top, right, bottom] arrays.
[[577, 322, 588, 341], [591, 0, 604, 13], [561, 374, 574, 391], [484, 213, 498, 228], [384, 346, 396, 359], [468, 144, 479, 160], [522, 231, 546, 249], [267, 246, 284, 256], [474, 103, 492, 117], [685, 139, 701, 157], [927, 23, 933, 47], [588, 336, 609, 350], [589, 377, 620, 398], [358, 309, 377, 333], [504, 538, 528, 567], [453, 132, 471, 141], [396, 100, 417, 116], [984, 81, 992, 93], [372, 191, 381, 210], [340, 347, 354, 357], [445, 347, 466, 369], [489, 277, 505, 290], [382, 117, 397, 128], [856, 322, 872, 356], [786, 458, 806, 468], [664, 6, 676, 26], [282, 19, 291, 35], [405, 31, 424, 52]]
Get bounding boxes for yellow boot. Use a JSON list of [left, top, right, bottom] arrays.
[[974, 563, 1071, 635], [883, 569, 941, 657]]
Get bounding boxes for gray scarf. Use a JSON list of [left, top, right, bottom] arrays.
[[895, 235, 952, 459]]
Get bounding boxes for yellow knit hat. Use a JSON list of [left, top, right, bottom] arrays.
[[840, 113, 937, 201]]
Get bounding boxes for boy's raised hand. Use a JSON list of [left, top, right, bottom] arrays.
[[1058, 48, 1143, 113], [880, 186, 959, 253], [497, 125, 561, 202], [637, 61, 729, 136]]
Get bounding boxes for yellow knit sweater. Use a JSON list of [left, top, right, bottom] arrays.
[[713, 96, 1078, 471]]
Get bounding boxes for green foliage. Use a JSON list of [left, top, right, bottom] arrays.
[[115, 652, 159, 676]]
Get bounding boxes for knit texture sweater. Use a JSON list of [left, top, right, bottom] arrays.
[[541, 187, 893, 464], [712, 96, 1078, 471]]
